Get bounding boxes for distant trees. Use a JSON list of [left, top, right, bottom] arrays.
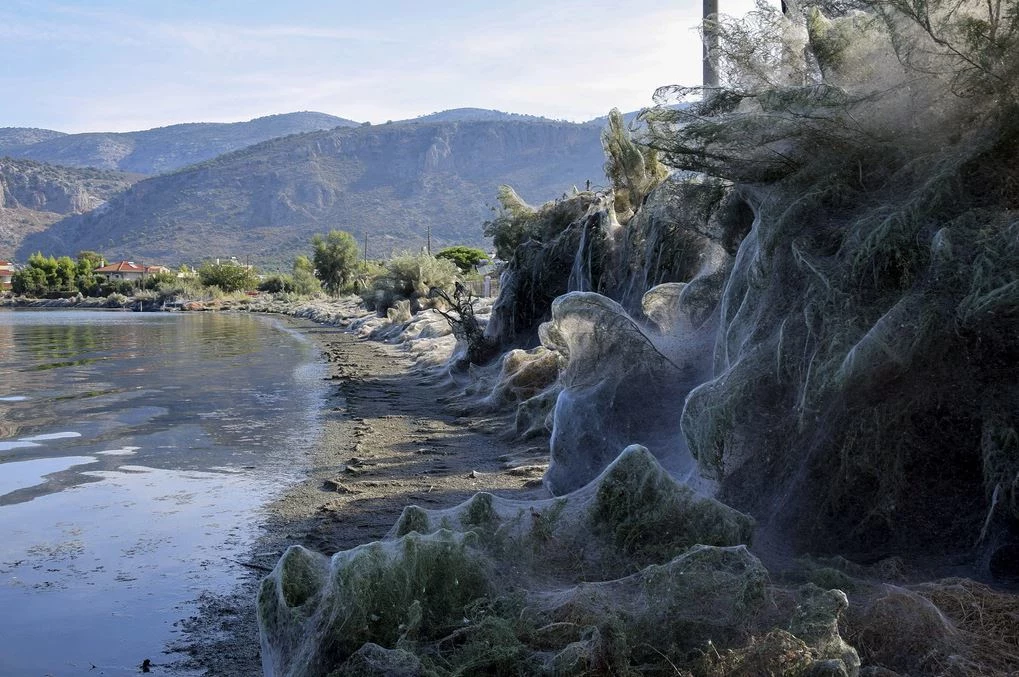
[[258, 256, 322, 296], [291, 255, 321, 295], [312, 230, 360, 294], [436, 246, 488, 272], [12, 252, 103, 297], [197, 260, 258, 292], [76, 250, 105, 269]]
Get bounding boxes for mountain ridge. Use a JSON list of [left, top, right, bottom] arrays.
[[5, 112, 360, 175], [19, 118, 607, 266]]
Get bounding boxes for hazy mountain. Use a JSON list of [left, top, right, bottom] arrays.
[[8, 112, 360, 175], [0, 128, 68, 155], [404, 108, 555, 124], [20, 119, 607, 267], [0, 159, 140, 258]]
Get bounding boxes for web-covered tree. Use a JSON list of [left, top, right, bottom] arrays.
[[482, 185, 594, 261], [601, 108, 667, 217], [312, 230, 360, 295], [639, 0, 1019, 558]]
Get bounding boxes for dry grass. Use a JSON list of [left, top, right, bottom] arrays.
[[849, 578, 1019, 676]]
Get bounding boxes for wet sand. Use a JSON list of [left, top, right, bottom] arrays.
[[174, 317, 548, 675]]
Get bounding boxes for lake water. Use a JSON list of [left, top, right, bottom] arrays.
[[0, 310, 326, 676]]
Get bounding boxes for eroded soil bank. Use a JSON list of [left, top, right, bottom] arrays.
[[174, 318, 547, 675]]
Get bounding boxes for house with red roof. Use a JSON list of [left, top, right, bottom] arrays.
[[0, 260, 14, 290], [94, 261, 170, 283]]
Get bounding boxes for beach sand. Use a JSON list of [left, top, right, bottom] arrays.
[[173, 316, 547, 675]]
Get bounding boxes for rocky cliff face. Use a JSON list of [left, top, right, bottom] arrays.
[[20, 119, 606, 265], [0, 159, 137, 214], [0, 159, 138, 258]]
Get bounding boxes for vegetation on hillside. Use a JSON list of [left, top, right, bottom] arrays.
[[0, 158, 140, 257]]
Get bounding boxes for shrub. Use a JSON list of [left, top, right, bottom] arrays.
[[362, 253, 460, 313], [139, 271, 177, 290], [482, 186, 597, 260], [258, 273, 296, 294], [602, 108, 668, 216], [311, 230, 360, 294], [198, 261, 258, 292], [436, 246, 488, 273]]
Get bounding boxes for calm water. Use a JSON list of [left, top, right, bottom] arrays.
[[0, 310, 326, 676]]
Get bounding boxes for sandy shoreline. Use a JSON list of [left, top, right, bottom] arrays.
[[173, 314, 547, 675]]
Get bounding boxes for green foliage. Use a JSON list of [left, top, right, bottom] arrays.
[[11, 251, 103, 297], [255, 257, 321, 296], [363, 252, 460, 312], [11, 260, 47, 296], [138, 270, 177, 290], [312, 229, 360, 295], [482, 186, 536, 261], [293, 254, 315, 275], [645, 0, 1019, 550], [75, 250, 105, 269], [436, 245, 488, 273], [590, 446, 753, 565], [197, 260, 258, 292], [291, 256, 321, 295], [258, 274, 296, 294], [482, 185, 595, 260], [74, 258, 98, 294], [100, 280, 137, 297], [332, 532, 491, 654]]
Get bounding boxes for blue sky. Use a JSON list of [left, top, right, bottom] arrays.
[[0, 0, 758, 133]]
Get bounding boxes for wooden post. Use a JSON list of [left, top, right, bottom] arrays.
[[363, 232, 368, 268], [703, 0, 719, 88]]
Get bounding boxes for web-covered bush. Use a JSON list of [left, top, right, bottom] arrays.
[[361, 252, 460, 314], [639, 0, 1019, 555]]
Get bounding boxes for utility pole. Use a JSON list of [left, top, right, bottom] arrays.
[[703, 0, 719, 88], [426, 225, 431, 255], [363, 232, 368, 268]]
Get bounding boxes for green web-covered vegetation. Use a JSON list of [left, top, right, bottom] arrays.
[[259, 447, 860, 677], [256, 0, 1019, 674], [637, 0, 1019, 554]]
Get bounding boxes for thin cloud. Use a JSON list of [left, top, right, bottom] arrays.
[[0, 0, 765, 132]]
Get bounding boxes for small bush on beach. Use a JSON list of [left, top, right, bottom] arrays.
[[361, 252, 460, 313]]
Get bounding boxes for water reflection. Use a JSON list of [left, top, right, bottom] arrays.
[[0, 309, 325, 676]]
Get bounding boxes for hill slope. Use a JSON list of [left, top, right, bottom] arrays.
[[19, 119, 607, 266], [0, 159, 140, 258], [0, 128, 68, 155], [405, 108, 554, 124], [9, 112, 359, 175]]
